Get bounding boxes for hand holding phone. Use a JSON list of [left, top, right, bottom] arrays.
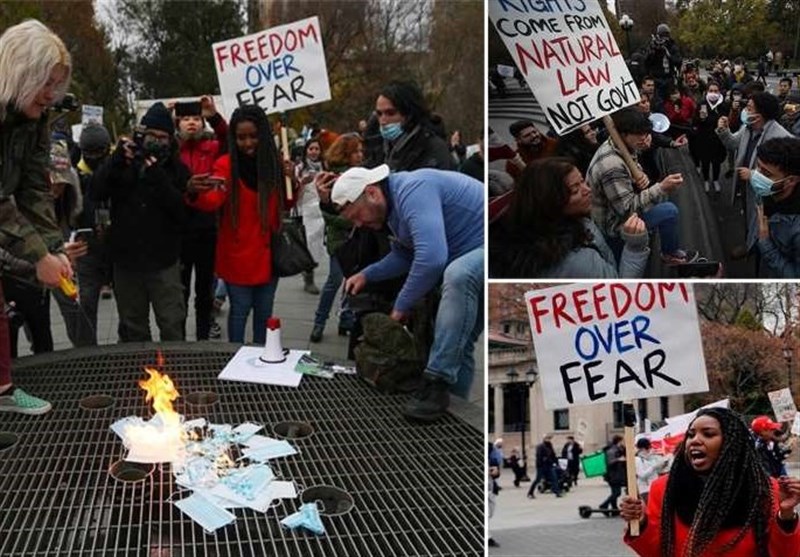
[[69, 228, 94, 243]]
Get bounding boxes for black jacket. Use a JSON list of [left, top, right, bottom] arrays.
[[92, 154, 188, 272], [384, 123, 454, 172], [535, 441, 558, 469]]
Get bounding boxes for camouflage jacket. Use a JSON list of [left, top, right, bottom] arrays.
[[0, 108, 63, 264]]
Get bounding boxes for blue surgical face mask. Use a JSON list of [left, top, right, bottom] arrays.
[[380, 122, 403, 141], [174, 493, 236, 533], [243, 440, 297, 462], [750, 169, 789, 197], [281, 502, 326, 535]]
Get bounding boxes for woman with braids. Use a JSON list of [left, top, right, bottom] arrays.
[[186, 105, 296, 344], [620, 407, 800, 557], [488, 158, 649, 278]]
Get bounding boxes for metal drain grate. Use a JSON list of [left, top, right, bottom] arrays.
[[0, 345, 483, 556]]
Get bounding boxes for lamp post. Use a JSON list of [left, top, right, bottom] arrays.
[[619, 14, 634, 59], [507, 367, 538, 481], [783, 343, 793, 393]]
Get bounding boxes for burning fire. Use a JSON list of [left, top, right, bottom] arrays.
[[139, 367, 180, 427], [121, 354, 187, 463]]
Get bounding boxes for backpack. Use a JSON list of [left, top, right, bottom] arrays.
[[354, 312, 425, 394]]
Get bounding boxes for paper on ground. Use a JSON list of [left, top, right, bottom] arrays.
[[217, 346, 308, 387]]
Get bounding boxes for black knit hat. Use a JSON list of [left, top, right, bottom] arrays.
[[79, 123, 111, 151], [141, 102, 174, 134]]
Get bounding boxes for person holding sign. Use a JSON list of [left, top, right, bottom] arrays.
[[620, 407, 800, 557], [587, 107, 699, 267], [489, 157, 649, 278], [186, 105, 296, 345]]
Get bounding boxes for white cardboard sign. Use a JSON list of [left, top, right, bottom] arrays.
[[768, 388, 797, 422], [526, 283, 709, 410], [489, 0, 637, 135], [213, 16, 331, 119]]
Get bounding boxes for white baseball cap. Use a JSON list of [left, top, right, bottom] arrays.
[[331, 164, 390, 206]]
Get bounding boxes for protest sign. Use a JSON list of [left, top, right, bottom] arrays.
[[526, 283, 709, 410], [213, 16, 331, 119], [81, 105, 103, 126], [767, 388, 797, 422], [489, 0, 637, 135]]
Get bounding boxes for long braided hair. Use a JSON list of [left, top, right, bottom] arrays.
[[227, 105, 283, 232], [660, 407, 772, 557]]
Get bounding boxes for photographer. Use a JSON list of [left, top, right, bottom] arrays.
[[0, 20, 73, 415], [92, 102, 188, 342], [643, 24, 682, 98]]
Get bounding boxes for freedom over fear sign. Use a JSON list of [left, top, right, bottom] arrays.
[[489, 0, 638, 135], [526, 283, 709, 410], [213, 16, 331, 118]]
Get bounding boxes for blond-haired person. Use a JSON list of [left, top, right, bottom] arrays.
[[0, 20, 73, 415]]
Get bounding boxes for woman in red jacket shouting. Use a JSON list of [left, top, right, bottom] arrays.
[[186, 105, 294, 344], [621, 406, 800, 557]]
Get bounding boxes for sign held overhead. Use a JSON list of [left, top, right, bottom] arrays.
[[526, 283, 709, 410], [489, 0, 638, 135], [213, 16, 331, 119]]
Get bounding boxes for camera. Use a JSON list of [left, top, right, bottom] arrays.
[[51, 93, 79, 113]]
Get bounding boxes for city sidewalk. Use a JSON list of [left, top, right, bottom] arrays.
[[16, 257, 484, 409]]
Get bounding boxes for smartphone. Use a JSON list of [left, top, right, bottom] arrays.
[[70, 228, 94, 243]]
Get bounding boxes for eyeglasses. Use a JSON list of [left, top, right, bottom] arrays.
[[374, 108, 398, 118]]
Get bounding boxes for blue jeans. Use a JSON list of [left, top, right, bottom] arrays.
[[641, 202, 679, 255], [314, 256, 344, 328], [226, 280, 279, 344], [528, 464, 560, 496], [426, 247, 484, 398]]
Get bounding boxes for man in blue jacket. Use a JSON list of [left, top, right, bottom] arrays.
[[331, 164, 484, 422]]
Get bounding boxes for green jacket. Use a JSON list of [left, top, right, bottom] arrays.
[[322, 164, 353, 255], [0, 108, 63, 264]]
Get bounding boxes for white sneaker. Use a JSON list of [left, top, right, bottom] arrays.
[[714, 181, 721, 193]]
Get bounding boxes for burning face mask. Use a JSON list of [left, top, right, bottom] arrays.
[[174, 493, 236, 534]]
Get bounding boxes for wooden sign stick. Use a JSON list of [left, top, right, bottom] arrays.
[[279, 112, 293, 201], [623, 400, 640, 537], [602, 115, 647, 185]]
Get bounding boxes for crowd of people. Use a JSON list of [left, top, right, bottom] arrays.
[[0, 19, 485, 422], [489, 23, 800, 279]]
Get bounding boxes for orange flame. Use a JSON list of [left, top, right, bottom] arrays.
[[139, 367, 180, 427]]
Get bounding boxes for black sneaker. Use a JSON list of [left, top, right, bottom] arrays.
[[403, 375, 450, 422], [488, 538, 500, 548], [309, 324, 324, 343]]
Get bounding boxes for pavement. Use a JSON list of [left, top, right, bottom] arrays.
[[14, 256, 485, 415], [489, 462, 800, 556]]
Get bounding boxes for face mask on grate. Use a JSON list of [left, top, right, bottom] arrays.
[[281, 502, 326, 535], [174, 493, 236, 533]]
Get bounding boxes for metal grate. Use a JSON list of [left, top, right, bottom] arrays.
[[0, 345, 484, 556]]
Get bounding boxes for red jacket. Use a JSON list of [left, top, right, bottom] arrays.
[[178, 114, 228, 175], [188, 154, 282, 285], [663, 96, 696, 128], [625, 475, 800, 557]]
